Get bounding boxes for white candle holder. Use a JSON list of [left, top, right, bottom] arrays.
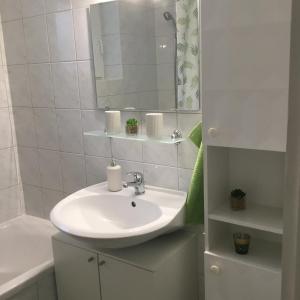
[[145, 113, 164, 139], [105, 111, 121, 134]]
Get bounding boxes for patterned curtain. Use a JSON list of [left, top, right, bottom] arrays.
[[176, 0, 200, 110]]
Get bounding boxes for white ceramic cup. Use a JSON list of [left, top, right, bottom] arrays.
[[105, 111, 121, 134], [145, 113, 164, 139]]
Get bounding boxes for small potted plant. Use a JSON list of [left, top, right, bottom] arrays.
[[126, 118, 139, 135], [230, 189, 246, 211]]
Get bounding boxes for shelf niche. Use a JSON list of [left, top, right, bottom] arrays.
[[207, 220, 282, 272], [206, 146, 285, 234]]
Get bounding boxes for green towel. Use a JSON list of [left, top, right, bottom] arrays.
[[185, 122, 204, 224]]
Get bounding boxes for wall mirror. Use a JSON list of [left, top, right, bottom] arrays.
[[90, 0, 200, 112]]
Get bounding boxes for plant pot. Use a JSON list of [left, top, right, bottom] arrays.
[[233, 233, 251, 255], [126, 125, 138, 135], [230, 196, 246, 211]]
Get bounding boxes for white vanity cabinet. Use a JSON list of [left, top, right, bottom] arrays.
[[52, 230, 199, 300], [52, 240, 101, 300]]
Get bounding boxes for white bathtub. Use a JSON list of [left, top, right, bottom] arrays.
[[0, 215, 57, 299]]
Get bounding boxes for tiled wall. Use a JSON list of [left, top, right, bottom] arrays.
[[0, 13, 23, 223], [0, 0, 201, 220]]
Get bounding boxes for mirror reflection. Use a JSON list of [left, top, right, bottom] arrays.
[[90, 0, 200, 111]]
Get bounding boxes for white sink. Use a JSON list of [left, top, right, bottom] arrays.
[[50, 182, 186, 248]]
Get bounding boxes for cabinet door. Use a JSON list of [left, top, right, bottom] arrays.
[[53, 239, 101, 300], [205, 252, 281, 300], [99, 255, 154, 300], [201, 0, 290, 152]]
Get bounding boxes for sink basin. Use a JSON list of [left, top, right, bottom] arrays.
[[50, 182, 187, 248]]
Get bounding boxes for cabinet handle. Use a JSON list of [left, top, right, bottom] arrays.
[[88, 257, 95, 263], [99, 260, 106, 266], [208, 127, 218, 137], [210, 265, 221, 274]]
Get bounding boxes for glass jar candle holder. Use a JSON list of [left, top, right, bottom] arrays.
[[233, 233, 251, 255]]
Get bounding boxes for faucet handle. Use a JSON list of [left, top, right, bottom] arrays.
[[126, 172, 144, 184]]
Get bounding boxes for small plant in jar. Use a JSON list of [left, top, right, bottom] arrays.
[[126, 118, 139, 135], [230, 189, 246, 211]]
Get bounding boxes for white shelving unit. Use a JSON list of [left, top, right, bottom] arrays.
[[202, 0, 292, 298]]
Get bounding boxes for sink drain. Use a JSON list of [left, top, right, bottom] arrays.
[[131, 201, 137, 208]]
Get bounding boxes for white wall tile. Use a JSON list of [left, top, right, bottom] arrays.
[[7, 65, 31, 107], [178, 113, 202, 135], [21, 0, 45, 18], [116, 159, 143, 178], [78, 60, 96, 109], [112, 139, 142, 162], [178, 113, 201, 169], [85, 155, 108, 185], [61, 152, 86, 194], [28, 63, 55, 108], [52, 62, 80, 108], [143, 163, 178, 190], [0, 0, 22, 22], [34, 108, 59, 150], [23, 15, 49, 63], [2, 20, 26, 65], [47, 10, 76, 61], [42, 188, 64, 219], [0, 185, 22, 223], [0, 108, 13, 148], [38, 149, 63, 190], [13, 108, 37, 147], [45, 0, 71, 13], [56, 109, 83, 153], [0, 148, 18, 189], [23, 184, 43, 218], [73, 8, 92, 60], [142, 143, 177, 167], [178, 168, 193, 192], [81, 109, 110, 157], [18, 147, 41, 186], [178, 139, 198, 169]]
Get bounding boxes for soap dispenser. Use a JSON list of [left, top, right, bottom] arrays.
[[107, 160, 122, 192]]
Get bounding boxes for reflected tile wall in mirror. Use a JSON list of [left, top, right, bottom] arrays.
[[91, 0, 200, 111]]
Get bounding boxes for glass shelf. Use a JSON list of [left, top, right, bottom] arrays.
[[84, 131, 185, 144]]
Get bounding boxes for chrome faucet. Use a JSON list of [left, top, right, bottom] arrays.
[[125, 172, 145, 195]]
